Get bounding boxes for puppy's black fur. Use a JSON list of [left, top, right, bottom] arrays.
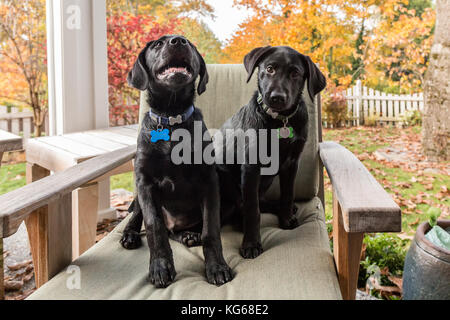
[[120, 35, 233, 288], [216, 46, 326, 259]]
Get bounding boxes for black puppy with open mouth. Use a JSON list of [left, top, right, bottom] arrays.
[[216, 46, 326, 259], [121, 35, 233, 288]]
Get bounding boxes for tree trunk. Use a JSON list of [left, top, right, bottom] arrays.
[[422, 0, 450, 161], [32, 104, 46, 137]]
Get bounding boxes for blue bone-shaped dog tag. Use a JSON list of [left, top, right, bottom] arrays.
[[151, 129, 170, 143]]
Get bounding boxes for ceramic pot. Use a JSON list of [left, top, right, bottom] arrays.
[[403, 220, 450, 300]]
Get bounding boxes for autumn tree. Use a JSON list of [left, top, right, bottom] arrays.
[[175, 17, 223, 64], [422, 0, 449, 160], [363, 0, 435, 93], [223, 0, 436, 93], [222, 0, 365, 88], [107, 13, 178, 124], [0, 0, 47, 136]]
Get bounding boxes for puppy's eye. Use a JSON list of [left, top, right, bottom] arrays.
[[291, 70, 301, 78], [155, 41, 163, 47], [266, 65, 275, 74]]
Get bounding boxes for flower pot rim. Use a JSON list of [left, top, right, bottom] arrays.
[[415, 219, 450, 258]]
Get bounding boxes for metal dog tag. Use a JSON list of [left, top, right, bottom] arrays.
[[279, 127, 292, 139], [267, 109, 279, 120], [169, 115, 183, 126]]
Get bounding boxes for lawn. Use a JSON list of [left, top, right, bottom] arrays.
[[1, 125, 448, 299]]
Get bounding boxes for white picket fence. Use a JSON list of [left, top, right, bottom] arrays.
[[0, 105, 48, 139], [324, 80, 424, 127]]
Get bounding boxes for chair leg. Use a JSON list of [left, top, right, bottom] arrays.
[[1, 238, 4, 300], [25, 163, 73, 287], [333, 192, 364, 300], [72, 183, 99, 259]]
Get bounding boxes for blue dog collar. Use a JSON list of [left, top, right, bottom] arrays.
[[149, 105, 195, 127]]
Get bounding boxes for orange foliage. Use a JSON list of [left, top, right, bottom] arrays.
[[222, 0, 435, 93]]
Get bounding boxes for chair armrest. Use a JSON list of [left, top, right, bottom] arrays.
[[319, 141, 401, 233], [0, 145, 136, 238]]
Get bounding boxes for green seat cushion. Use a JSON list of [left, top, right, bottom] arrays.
[[28, 197, 341, 300]]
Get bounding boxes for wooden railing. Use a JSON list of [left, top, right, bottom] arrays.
[[0, 106, 49, 139]]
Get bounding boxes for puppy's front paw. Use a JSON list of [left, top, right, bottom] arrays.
[[149, 258, 176, 288], [206, 262, 234, 286], [240, 242, 263, 259], [279, 215, 300, 230], [120, 230, 142, 250]]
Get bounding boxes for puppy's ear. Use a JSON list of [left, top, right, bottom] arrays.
[[301, 55, 327, 100], [127, 41, 153, 91], [244, 46, 276, 83], [192, 45, 209, 95]]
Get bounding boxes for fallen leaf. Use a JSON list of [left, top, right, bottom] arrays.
[[398, 233, 414, 240], [7, 260, 33, 271], [5, 280, 23, 292], [387, 275, 403, 291], [408, 218, 420, 226]]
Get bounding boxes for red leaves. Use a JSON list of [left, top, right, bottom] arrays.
[[107, 13, 179, 125]]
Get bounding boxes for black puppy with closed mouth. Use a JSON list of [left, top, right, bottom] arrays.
[[216, 46, 326, 259], [121, 35, 233, 288]]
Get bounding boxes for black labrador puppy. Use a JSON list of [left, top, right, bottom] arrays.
[[216, 46, 326, 259], [121, 35, 233, 288]]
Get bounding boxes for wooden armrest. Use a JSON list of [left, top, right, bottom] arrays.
[[319, 141, 401, 233], [0, 145, 136, 238]]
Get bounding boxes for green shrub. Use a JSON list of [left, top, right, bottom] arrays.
[[358, 233, 408, 287], [323, 91, 348, 127], [403, 110, 422, 126], [365, 113, 380, 127]]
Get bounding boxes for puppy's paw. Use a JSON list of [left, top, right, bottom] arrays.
[[181, 231, 202, 247], [149, 258, 176, 288], [279, 215, 300, 230], [206, 262, 234, 286], [120, 230, 142, 250], [240, 242, 263, 259]]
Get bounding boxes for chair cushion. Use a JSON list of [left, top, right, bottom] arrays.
[[28, 197, 341, 300], [138, 64, 320, 201]]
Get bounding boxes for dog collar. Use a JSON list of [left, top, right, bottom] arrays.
[[148, 105, 195, 127], [257, 93, 299, 121], [257, 93, 298, 139]]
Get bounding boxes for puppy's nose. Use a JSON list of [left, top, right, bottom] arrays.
[[269, 92, 286, 105], [169, 37, 188, 46]]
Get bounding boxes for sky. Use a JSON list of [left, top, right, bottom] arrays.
[[203, 0, 252, 44]]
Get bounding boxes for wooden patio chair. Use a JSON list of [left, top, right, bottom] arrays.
[[0, 65, 401, 300]]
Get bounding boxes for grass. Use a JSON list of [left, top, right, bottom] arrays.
[[110, 172, 134, 192], [0, 162, 26, 195]]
